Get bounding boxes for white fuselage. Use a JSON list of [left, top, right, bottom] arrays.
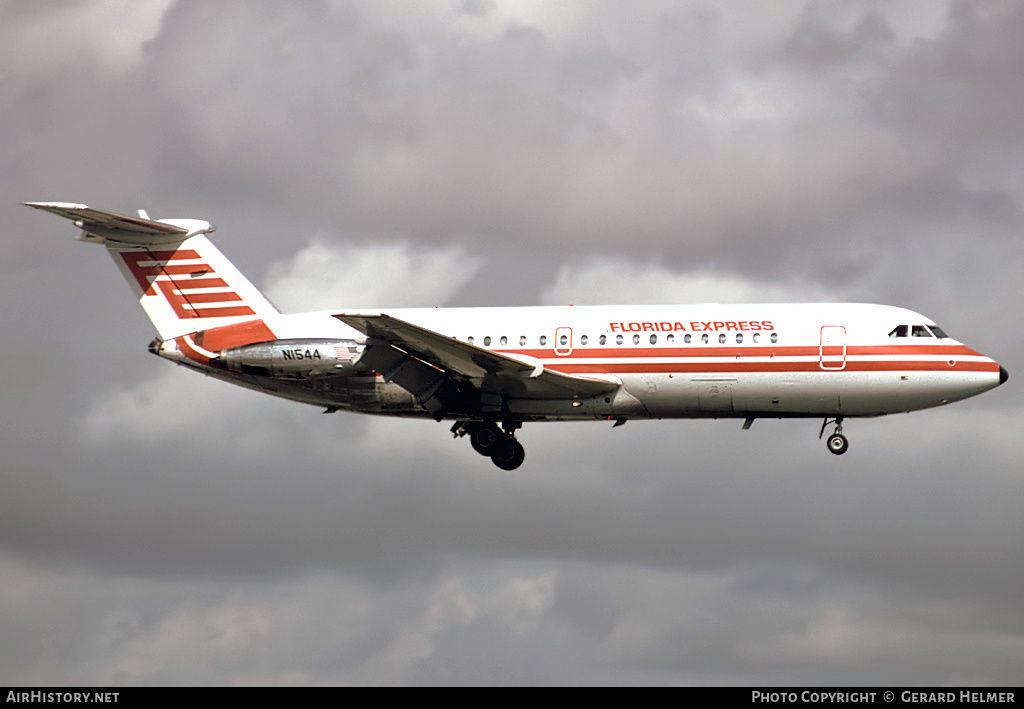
[[160, 302, 1004, 422]]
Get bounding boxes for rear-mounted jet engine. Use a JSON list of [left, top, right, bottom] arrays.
[[218, 339, 361, 378]]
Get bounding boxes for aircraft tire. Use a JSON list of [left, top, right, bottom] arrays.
[[827, 433, 849, 455], [470, 423, 503, 456], [491, 437, 526, 471]]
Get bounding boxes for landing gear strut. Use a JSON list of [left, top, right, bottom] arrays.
[[819, 417, 848, 455], [454, 420, 526, 470]]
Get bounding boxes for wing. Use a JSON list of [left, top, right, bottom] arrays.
[[336, 312, 619, 418]]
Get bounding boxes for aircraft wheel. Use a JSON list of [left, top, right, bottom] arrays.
[[469, 423, 502, 456], [491, 437, 526, 471], [827, 433, 849, 456]]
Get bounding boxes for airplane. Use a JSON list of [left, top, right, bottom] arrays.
[[26, 201, 1008, 470]]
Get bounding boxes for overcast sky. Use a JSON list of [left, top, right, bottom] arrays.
[[2, 0, 1022, 686]]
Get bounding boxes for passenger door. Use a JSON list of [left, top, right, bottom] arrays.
[[819, 325, 847, 370]]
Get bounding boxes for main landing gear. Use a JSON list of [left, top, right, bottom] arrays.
[[453, 421, 526, 470], [819, 417, 849, 455]]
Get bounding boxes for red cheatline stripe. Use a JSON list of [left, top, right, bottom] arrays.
[[195, 319, 276, 351], [506, 344, 983, 359], [175, 335, 211, 365], [849, 344, 984, 357], [549, 361, 1000, 375]]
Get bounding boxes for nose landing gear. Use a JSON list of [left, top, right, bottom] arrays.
[[819, 417, 848, 455], [454, 420, 526, 470]]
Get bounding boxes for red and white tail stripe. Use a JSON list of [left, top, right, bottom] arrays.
[[109, 234, 277, 341], [119, 249, 256, 319]]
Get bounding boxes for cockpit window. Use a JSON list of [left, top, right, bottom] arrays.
[[890, 323, 949, 338]]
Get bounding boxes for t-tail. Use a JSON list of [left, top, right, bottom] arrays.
[[24, 202, 279, 362]]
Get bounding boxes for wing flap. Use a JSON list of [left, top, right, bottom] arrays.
[[336, 312, 620, 399]]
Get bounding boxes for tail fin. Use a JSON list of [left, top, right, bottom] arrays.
[[25, 202, 278, 340]]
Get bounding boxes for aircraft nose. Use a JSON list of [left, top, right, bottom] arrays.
[[1000, 366, 1009, 385]]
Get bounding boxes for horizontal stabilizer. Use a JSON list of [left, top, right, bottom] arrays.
[[23, 202, 212, 246]]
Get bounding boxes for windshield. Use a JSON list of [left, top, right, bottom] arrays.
[[889, 324, 950, 339]]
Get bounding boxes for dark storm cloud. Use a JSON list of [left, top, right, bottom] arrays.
[[2, 0, 1021, 685]]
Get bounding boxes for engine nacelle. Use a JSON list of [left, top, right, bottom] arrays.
[[219, 339, 362, 378]]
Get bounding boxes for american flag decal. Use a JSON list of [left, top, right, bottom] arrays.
[[120, 249, 256, 319], [335, 345, 355, 361]]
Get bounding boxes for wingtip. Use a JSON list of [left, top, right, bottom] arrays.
[[23, 201, 89, 210]]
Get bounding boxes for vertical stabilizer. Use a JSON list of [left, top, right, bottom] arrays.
[[24, 202, 278, 340]]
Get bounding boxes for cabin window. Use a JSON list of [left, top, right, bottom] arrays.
[[616, 334, 623, 345], [499, 336, 507, 346], [467, 336, 475, 345], [667, 334, 675, 344], [559, 334, 568, 346], [599, 335, 607, 345], [752, 332, 760, 343], [911, 325, 932, 338], [735, 333, 743, 344], [539, 335, 547, 346], [929, 325, 948, 338], [718, 333, 726, 344], [684, 334, 692, 344], [632, 334, 640, 345], [701, 334, 709, 344], [580, 335, 588, 345], [650, 334, 657, 344], [519, 335, 526, 346], [770, 333, 778, 343], [889, 325, 909, 338], [483, 336, 492, 346]]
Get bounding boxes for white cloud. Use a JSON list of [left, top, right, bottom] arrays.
[[0, 1, 171, 79], [680, 72, 802, 134], [78, 366, 295, 454], [264, 238, 483, 310], [333, 568, 560, 685]]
